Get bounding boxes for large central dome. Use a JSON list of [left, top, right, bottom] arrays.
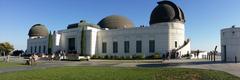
[[98, 15, 134, 29], [149, 1, 185, 25]]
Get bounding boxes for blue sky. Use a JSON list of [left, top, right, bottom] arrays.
[[0, 0, 240, 52]]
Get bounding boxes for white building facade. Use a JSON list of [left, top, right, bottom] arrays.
[[26, 1, 191, 58], [221, 26, 240, 62]]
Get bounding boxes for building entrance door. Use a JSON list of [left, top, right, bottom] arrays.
[[68, 38, 76, 53], [223, 45, 227, 62]]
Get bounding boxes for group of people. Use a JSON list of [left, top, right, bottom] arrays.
[[162, 52, 180, 60], [26, 54, 38, 65]]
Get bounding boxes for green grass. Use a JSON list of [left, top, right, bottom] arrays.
[[0, 67, 239, 80], [0, 62, 23, 68]]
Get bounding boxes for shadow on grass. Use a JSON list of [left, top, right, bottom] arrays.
[[136, 60, 239, 67]]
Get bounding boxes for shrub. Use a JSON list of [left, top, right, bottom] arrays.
[[153, 53, 161, 59], [125, 56, 132, 60], [110, 55, 114, 59], [121, 56, 125, 60], [113, 55, 116, 59], [91, 55, 99, 59], [104, 55, 109, 59], [133, 54, 145, 59], [145, 55, 153, 59]]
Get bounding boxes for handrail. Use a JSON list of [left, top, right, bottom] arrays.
[[172, 39, 190, 52]]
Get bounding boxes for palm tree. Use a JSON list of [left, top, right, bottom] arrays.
[[0, 42, 14, 62]]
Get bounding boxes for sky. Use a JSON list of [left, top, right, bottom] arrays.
[[1, 0, 240, 52]]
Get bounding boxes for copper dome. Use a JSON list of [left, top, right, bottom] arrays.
[[98, 15, 134, 29], [28, 24, 49, 37]]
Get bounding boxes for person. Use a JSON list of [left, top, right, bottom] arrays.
[[48, 54, 52, 61], [5, 55, 9, 63], [162, 54, 166, 61], [27, 55, 33, 65], [32, 54, 36, 62], [176, 52, 179, 59], [166, 52, 169, 60], [50, 54, 54, 61]]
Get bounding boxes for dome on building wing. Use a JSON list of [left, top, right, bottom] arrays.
[[98, 15, 134, 29]]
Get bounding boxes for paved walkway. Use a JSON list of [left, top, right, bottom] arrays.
[[177, 63, 240, 77], [0, 59, 240, 77]]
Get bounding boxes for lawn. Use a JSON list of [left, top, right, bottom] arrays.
[[0, 62, 23, 68], [0, 67, 239, 80]]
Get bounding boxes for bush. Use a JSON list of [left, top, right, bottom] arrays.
[[12, 50, 24, 56], [110, 55, 114, 59], [133, 54, 145, 59], [125, 56, 132, 60], [113, 55, 117, 59], [91, 55, 99, 59], [120, 56, 125, 60], [153, 53, 161, 59], [104, 55, 109, 59]]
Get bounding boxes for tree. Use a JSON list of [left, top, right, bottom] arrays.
[[0, 42, 14, 55], [48, 31, 53, 55], [196, 50, 200, 59], [80, 26, 86, 56], [0, 42, 14, 62], [12, 50, 24, 56]]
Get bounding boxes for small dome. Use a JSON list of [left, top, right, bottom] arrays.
[[98, 15, 134, 29], [28, 24, 49, 37], [150, 1, 185, 25]]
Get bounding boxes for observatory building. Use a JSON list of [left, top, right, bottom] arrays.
[[221, 26, 240, 62], [26, 1, 191, 59]]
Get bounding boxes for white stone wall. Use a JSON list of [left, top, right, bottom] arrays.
[[151, 22, 188, 54], [191, 51, 207, 59], [27, 22, 191, 58], [86, 27, 100, 56], [96, 22, 190, 57], [27, 37, 48, 54], [57, 28, 82, 53], [55, 26, 100, 56], [180, 40, 191, 56], [52, 32, 61, 53], [221, 27, 240, 62]]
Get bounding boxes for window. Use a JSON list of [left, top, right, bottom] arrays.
[[39, 46, 41, 53], [31, 46, 33, 53], [124, 41, 130, 53], [136, 40, 142, 53], [175, 41, 177, 48], [223, 45, 227, 62], [34, 46, 37, 53], [43, 46, 46, 53], [102, 42, 107, 53], [149, 40, 155, 53], [113, 42, 118, 53], [68, 38, 76, 51]]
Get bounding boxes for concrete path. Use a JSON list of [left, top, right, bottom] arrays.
[[177, 63, 240, 77]]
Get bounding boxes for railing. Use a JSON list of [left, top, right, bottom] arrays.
[[172, 39, 190, 52]]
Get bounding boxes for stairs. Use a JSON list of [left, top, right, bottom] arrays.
[[175, 39, 190, 52], [171, 39, 190, 58]]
